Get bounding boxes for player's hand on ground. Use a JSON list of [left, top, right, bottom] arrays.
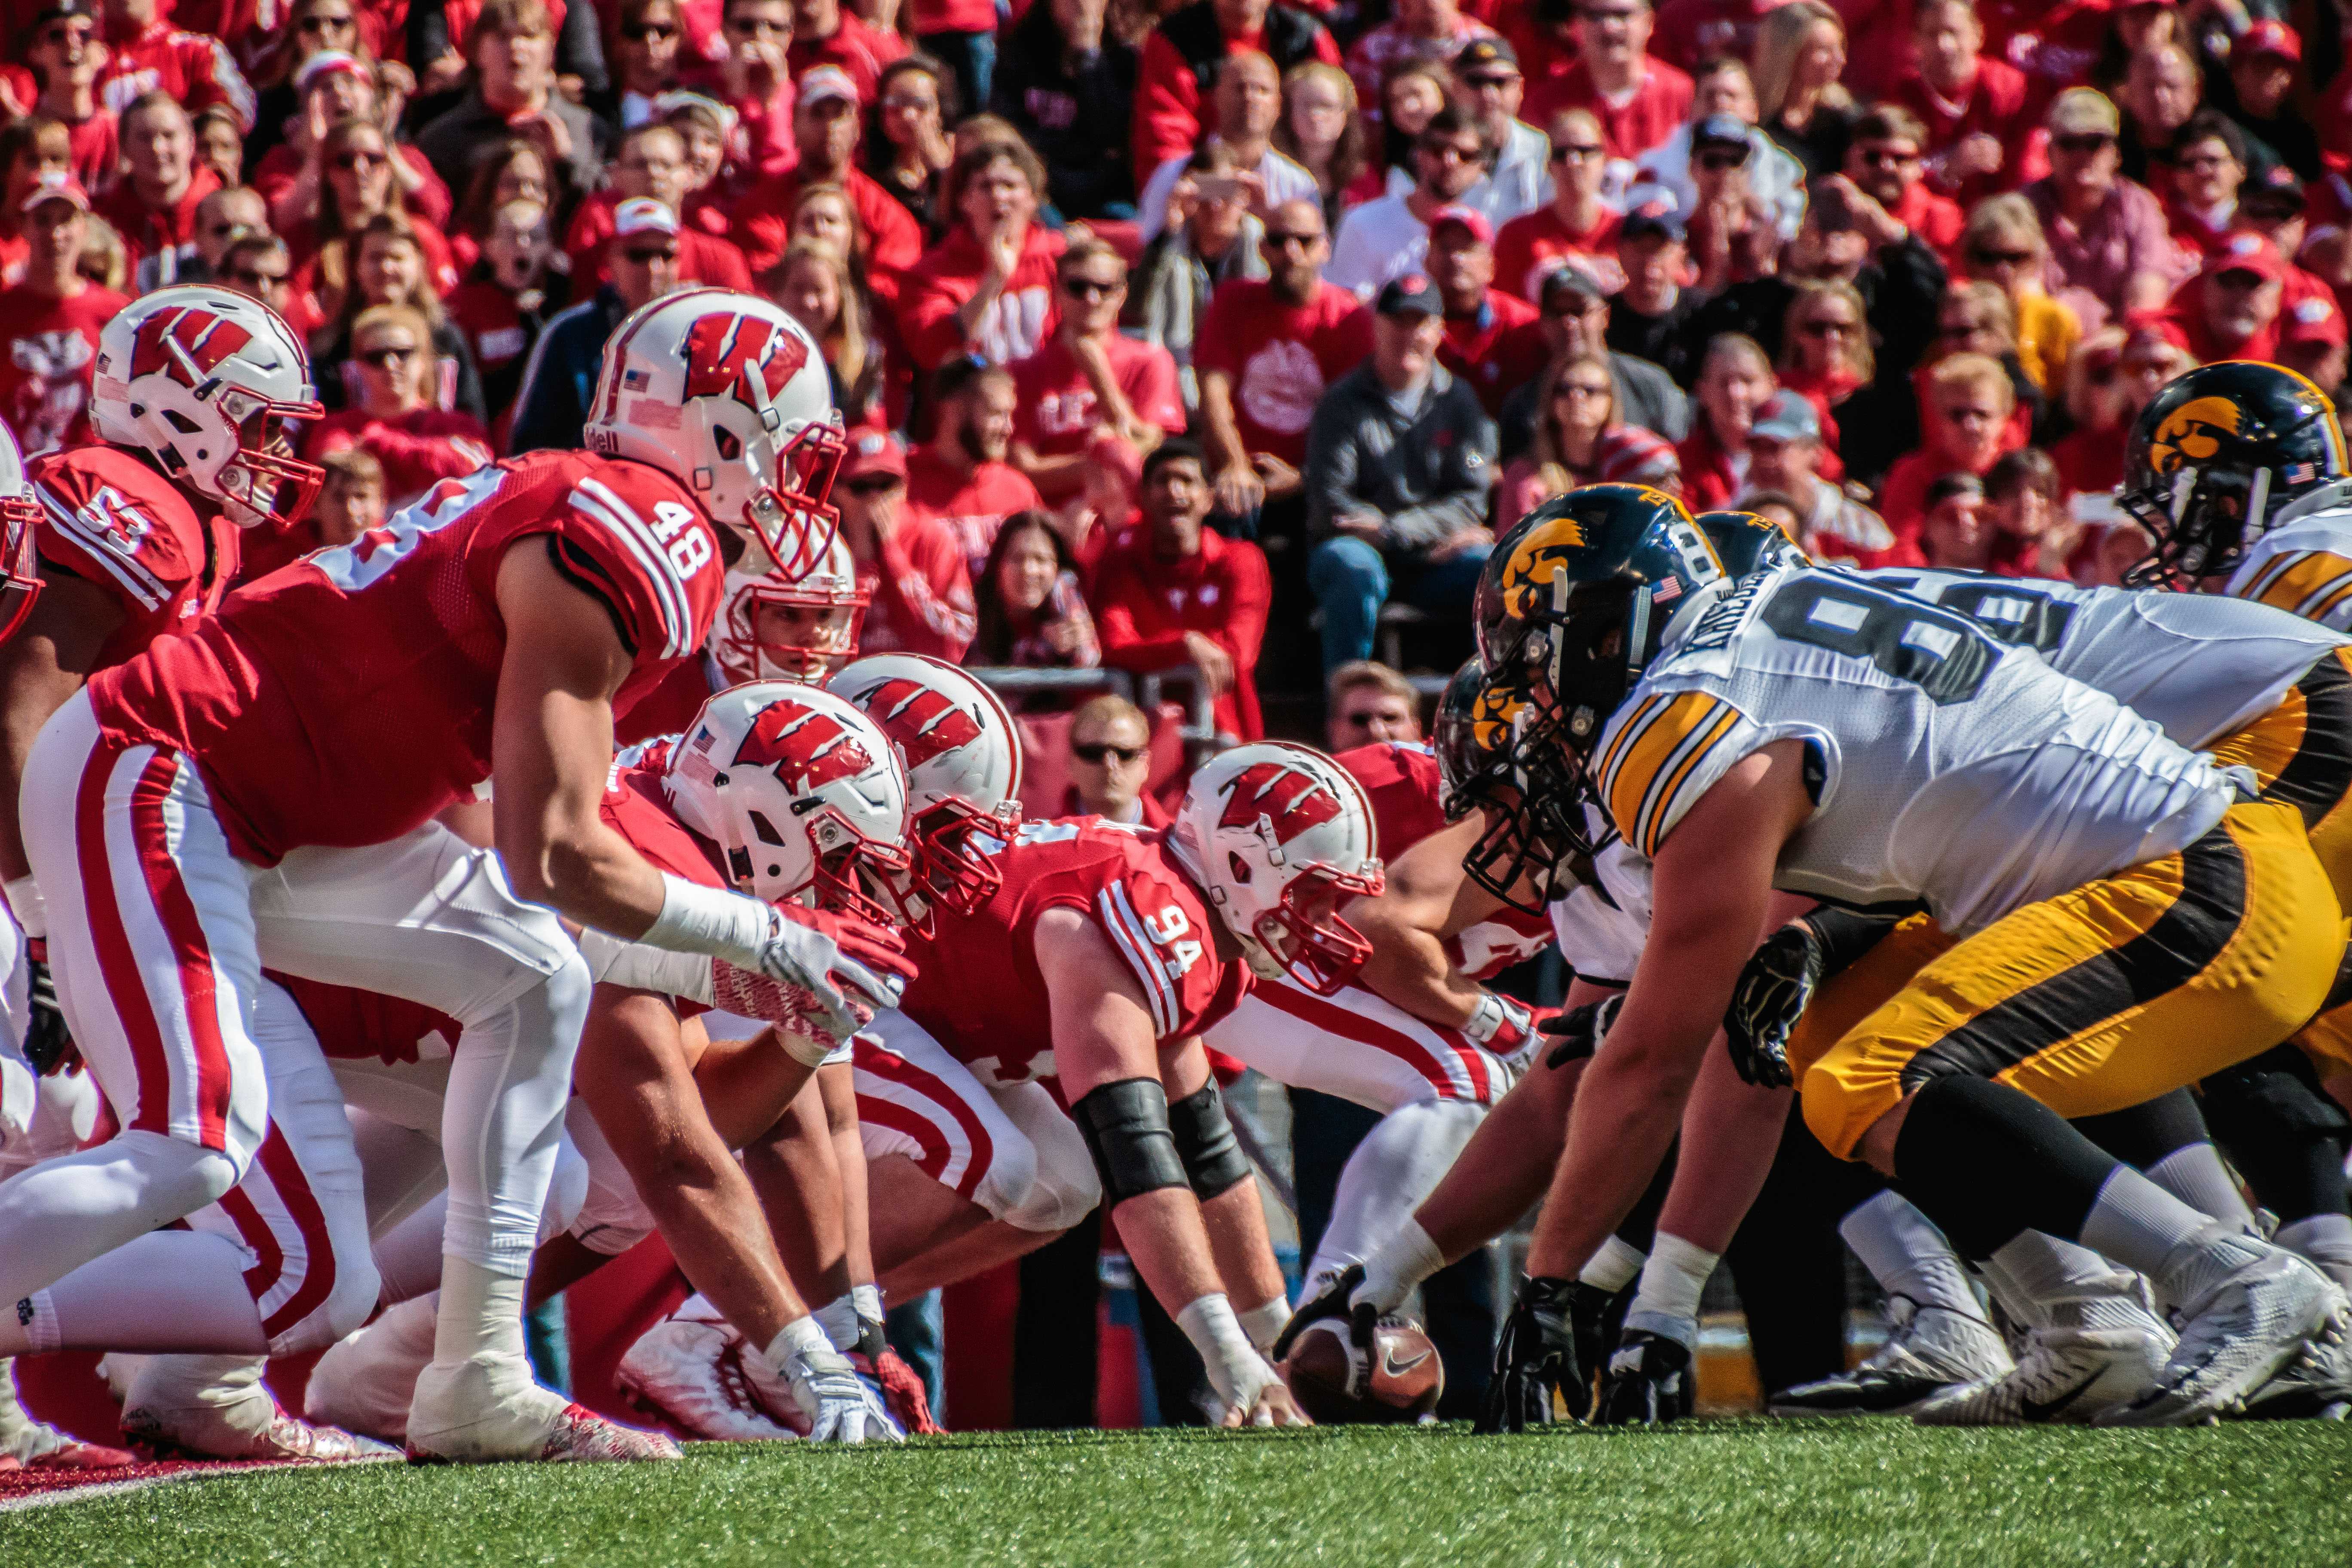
[[22, 943, 75, 1076], [778, 1340, 906, 1444], [1224, 1377, 1312, 1428], [1479, 1276, 1582, 1434], [1540, 993, 1620, 1070], [1724, 921, 1821, 1088]]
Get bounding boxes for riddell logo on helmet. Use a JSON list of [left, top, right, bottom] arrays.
[[1218, 761, 1343, 844], [861, 679, 981, 769], [129, 307, 254, 385], [683, 314, 809, 415], [2148, 395, 2243, 473], [734, 703, 874, 793]]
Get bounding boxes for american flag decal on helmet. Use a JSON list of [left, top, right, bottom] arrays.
[[2288, 462, 2318, 484]]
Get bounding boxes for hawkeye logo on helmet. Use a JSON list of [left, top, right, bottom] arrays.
[[1470, 684, 1521, 753], [2148, 395, 2243, 473], [734, 703, 874, 794], [1218, 760, 1343, 845], [682, 314, 809, 418], [860, 678, 982, 769]]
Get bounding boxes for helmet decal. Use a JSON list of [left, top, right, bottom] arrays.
[[861, 677, 982, 769], [130, 306, 257, 386], [1470, 681, 1522, 754], [683, 312, 809, 417], [1501, 526, 1589, 616], [2147, 395, 2244, 474], [731, 702, 875, 792], [1217, 760, 1345, 843]]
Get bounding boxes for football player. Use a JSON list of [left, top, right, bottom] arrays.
[[1478, 484, 2345, 1430], [0, 289, 878, 1462]]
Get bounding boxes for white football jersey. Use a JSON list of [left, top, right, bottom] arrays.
[[1590, 567, 2237, 933], [1547, 830, 1651, 986], [2226, 484, 2352, 631], [1859, 568, 2347, 749]]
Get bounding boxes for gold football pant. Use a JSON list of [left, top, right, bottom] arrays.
[[1801, 800, 2343, 1161]]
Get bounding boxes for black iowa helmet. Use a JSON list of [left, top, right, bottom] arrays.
[[1432, 655, 1517, 821], [1474, 483, 1723, 760], [1695, 510, 1809, 579], [1432, 657, 1597, 911], [2120, 361, 2349, 582]]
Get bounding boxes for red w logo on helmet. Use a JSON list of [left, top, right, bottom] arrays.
[[682, 314, 810, 416], [863, 679, 982, 769], [734, 701, 874, 793], [1218, 761, 1343, 844], [129, 307, 255, 386]]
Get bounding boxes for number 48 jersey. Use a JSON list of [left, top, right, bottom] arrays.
[[896, 818, 1251, 1088], [1593, 566, 2239, 933], [91, 451, 727, 865]]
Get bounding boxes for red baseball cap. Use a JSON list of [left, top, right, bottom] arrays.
[[20, 170, 87, 214], [841, 429, 908, 483], [2207, 230, 2287, 284], [1427, 205, 1494, 245], [2240, 19, 2302, 63], [2284, 290, 2347, 348]]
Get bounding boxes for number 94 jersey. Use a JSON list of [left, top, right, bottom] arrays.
[[1592, 566, 2239, 934], [896, 817, 1251, 1088]]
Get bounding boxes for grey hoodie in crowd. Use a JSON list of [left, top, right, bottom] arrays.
[[1304, 360, 1498, 556]]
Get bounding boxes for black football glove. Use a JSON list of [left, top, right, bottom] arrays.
[[1723, 922, 1820, 1088], [1592, 1328, 1695, 1427], [1540, 993, 1623, 1070], [1269, 1264, 1376, 1397], [1478, 1274, 1581, 1434], [1563, 1279, 1626, 1422], [22, 943, 74, 1076]]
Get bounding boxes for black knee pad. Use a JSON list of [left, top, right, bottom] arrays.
[[1167, 1083, 1253, 1200], [2203, 1044, 2352, 1142], [1072, 1078, 1190, 1208]]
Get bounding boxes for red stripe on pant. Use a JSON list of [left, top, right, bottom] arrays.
[[128, 751, 238, 1149], [248, 1124, 336, 1339], [74, 746, 188, 1142], [216, 1181, 285, 1317], [1255, 983, 1486, 1101], [857, 1096, 966, 1194], [855, 1045, 995, 1197]]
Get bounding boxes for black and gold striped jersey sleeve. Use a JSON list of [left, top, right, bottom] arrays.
[[1592, 689, 1757, 858], [2235, 548, 2352, 631]]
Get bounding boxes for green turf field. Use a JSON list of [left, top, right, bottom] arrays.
[[10, 1420, 2352, 1567]]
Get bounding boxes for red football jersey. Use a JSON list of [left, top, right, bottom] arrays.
[[90, 452, 728, 866], [269, 971, 461, 1066], [898, 818, 1251, 1087], [1333, 741, 1553, 982], [598, 736, 731, 1017], [28, 444, 242, 669]]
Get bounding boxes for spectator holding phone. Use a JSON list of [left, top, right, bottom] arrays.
[[1127, 142, 1268, 414], [1136, 50, 1313, 243], [971, 508, 1100, 669]]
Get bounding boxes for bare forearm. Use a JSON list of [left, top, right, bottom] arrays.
[[634, 1126, 811, 1344], [1525, 1040, 1691, 1277], [1653, 1043, 1791, 1256], [819, 1062, 876, 1286], [1198, 1176, 1286, 1310], [1200, 376, 1250, 471], [1109, 1187, 1230, 1316], [1356, 922, 1481, 1028]]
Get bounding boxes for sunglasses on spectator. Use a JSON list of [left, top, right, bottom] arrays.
[[1071, 741, 1145, 764], [229, 265, 288, 287], [2052, 133, 2115, 155], [1550, 141, 1605, 162], [41, 21, 93, 44], [1262, 229, 1322, 249], [1421, 141, 1482, 163], [334, 150, 387, 171], [1971, 248, 2034, 266], [1696, 149, 1749, 170], [623, 245, 680, 264], [1854, 146, 1920, 166], [1462, 73, 1517, 90], [1338, 710, 1407, 728], [842, 475, 903, 496], [2212, 268, 2269, 291], [1062, 276, 1121, 299], [726, 14, 787, 33], [623, 22, 678, 39], [357, 343, 419, 367]]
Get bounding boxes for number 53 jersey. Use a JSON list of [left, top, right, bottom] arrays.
[[1592, 566, 2241, 934], [89, 451, 727, 865], [897, 817, 1251, 1089]]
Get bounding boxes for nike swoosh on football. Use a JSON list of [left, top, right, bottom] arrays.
[[2018, 1369, 2104, 1422], [1382, 1347, 1432, 1376]]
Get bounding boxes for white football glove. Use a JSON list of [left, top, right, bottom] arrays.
[[715, 904, 908, 1048], [759, 1338, 904, 1444]]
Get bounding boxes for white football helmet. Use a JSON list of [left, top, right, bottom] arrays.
[[828, 654, 1023, 918], [708, 531, 869, 684], [91, 285, 324, 529], [662, 682, 915, 923], [585, 287, 846, 579], [1168, 742, 1384, 993], [0, 423, 41, 642]]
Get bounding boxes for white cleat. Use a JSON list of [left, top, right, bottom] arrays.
[[112, 1353, 397, 1462], [1770, 1296, 2015, 1417], [305, 1295, 441, 1445], [406, 1354, 681, 1464], [2101, 1247, 2343, 1427], [1914, 1294, 2172, 1427], [616, 1319, 805, 1442]]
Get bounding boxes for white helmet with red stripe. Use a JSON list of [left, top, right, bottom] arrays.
[[662, 681, 915, 923], [828, 654, 1023, 917], [1168, 742, 1384, 993], [585, 288, 846, 579], [91, 285, 324, 528], [709, 531, 870, 684], [0, 423, 40, 642]]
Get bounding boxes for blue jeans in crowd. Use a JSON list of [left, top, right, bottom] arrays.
[[920, 28, 996, 119], [1307, 534, 1493, 674]]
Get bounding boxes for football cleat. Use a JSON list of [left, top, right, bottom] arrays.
[[2240, 1313, 2352, 1421], [1769, 1295, 2014, 1418], [110, 1352, 397, 1462], [305, 1295, 438, 1444], [2101, 1246, 2342, 1427], [407, 1354, 681, 1463], [1915, 1293, 2171, 1427], [1565, 1280, 1626, 1423], [1592, 1329, 1694, 1427], [616, 1318, 805, 1442]]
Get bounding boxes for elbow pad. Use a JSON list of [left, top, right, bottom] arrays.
[[1072, 1078, 1190, 1208], [1167, 1082, 1252, 1200]]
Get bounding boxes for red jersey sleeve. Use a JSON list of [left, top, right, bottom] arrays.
[[1129, 340, 1187, 434], [1080, 848, 1237, 1041], [1335, 741, 1448, 858], [29, 447, 210, 618], [544, 457, 728, 668], [871, 518, 977, 659]]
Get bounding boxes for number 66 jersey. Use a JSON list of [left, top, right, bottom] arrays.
[[89, 451, 726, 865], [896, 817, 1252, 1089], [1591, 565, 2242, 934]]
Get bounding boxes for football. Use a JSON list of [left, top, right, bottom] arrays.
[[1280, 1320, 1444, 1424]]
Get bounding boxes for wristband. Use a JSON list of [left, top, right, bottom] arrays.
[[1175, 1292, 1275, 1410], [1464, 991, 1520, 1045], [640, 873, 774, 966], [1237, 1295, 1292, 1355], [577, 928, 718, 1003], [754, 1312, 838, 1379], [5, 874, 44, 940]]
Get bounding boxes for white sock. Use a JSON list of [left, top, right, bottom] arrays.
[[2146, 1143, 2257, 1232], [0, 1131, 239, 1307], [1354, 1217, 1445, 1316], [0, 1231, 266, 1356], [1578, 1235, 1646, 1294], [2078, 1165, 2263, 1315], [1840, 1191, 1984, 1320], [2277, 1213, 2352, 1290], [1624, 1232, 1715, 1349], [432, 1255, 529, 1369], [1307, 1101, 1484, 1285]]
